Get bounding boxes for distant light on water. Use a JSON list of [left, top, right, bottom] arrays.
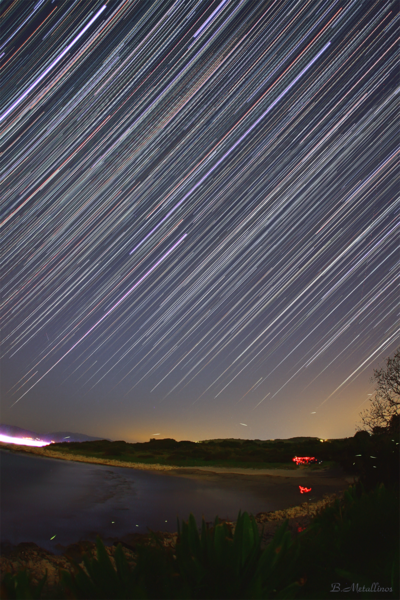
[[0, 433, 50, 447]]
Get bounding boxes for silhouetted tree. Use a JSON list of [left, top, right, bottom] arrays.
[[388, 412, 399, 434], [353, 430, 371, 443], [359, 347, 400, 433]]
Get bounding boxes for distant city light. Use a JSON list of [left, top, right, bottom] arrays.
[[0, 433, 50, 447]]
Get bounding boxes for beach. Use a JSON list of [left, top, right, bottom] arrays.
[[1, 441, 353, 552], [0, 441, 349, 479], [0, 443, 353, 598]]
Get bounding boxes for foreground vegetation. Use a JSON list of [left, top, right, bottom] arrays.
[[2, 430, 398, 599], [1, 481, 398, 599], [66, 483, 400, 600]]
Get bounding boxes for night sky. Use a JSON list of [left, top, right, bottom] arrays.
[[1, 0, 398, 443]]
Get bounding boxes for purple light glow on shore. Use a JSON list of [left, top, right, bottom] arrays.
[[0, 434, 51, 447]]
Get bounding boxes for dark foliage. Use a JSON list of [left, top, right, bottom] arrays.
[[294, 484, 399, 599]]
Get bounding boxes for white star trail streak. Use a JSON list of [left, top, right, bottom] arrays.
[[0, 0, 398, 441], [11, 234, 187, 405], [0, 5, 107, 129]]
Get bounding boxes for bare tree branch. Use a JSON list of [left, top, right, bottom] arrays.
[[358, 347, 400, 433]]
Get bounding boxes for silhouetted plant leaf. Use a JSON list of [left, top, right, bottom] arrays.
[[1, 570, 47, 600]]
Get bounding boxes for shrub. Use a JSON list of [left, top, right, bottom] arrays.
[[353, 430, 371, 444], [167, 453, 188, 460], [177, 441, 197, 448], [218, 440, 243, 449], [201, 453, 220, 461], [102, 449, 123, 457], [147, 438, 178, 450], [295, 484, 399, 599], [203, 451, 233, 461], [135, 453, 156, 459]]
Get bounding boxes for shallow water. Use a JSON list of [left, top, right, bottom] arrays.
[[0, 450, 347, 553]]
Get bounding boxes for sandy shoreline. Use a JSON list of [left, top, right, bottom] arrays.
[[0, 442, 332, 478]]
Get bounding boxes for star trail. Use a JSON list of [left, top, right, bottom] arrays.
[[1, 0, 398, 442]]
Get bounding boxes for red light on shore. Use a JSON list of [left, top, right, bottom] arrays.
[[292, 456, 317, 465], [299, 486, 312, 494]]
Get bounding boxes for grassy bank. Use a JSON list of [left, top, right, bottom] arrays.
[[3, 430, 397, 479], [27, 436, 344, 471]]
